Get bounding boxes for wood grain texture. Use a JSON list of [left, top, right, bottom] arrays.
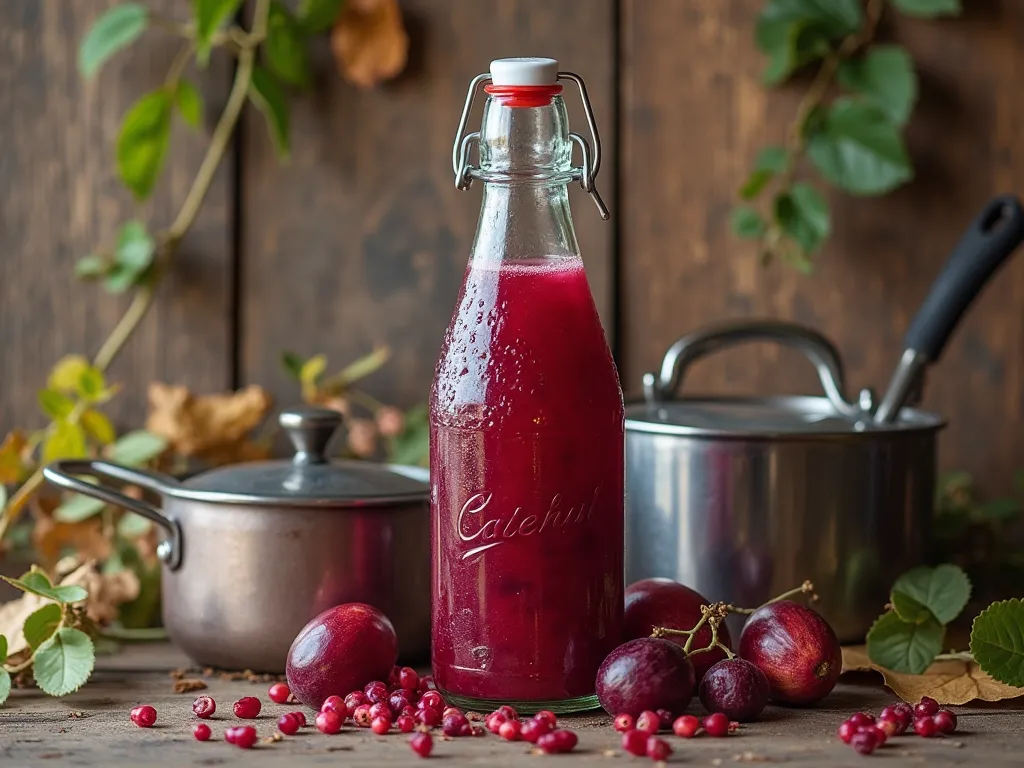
[[239, 0, 616, 412], [621, 0, 1024, 493], [0, 0, 233, 434]]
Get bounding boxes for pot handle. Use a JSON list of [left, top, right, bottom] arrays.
[[42, 460, 183, 570], [643, 320, 865, 418]]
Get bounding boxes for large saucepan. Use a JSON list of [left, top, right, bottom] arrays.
[[625, 195, 1024, 642], [43, 406, 430, 672]]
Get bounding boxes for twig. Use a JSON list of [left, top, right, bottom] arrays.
[[934, 651, 974, 663]]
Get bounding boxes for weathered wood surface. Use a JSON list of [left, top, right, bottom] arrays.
[[620, 0, 1024, 493], [0, 643, 1020, 767], [0, 0, 234, 430]]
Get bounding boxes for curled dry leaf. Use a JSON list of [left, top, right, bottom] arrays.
[[331, 0, 408, 89], [0, 430, 29, 484], [145, 382, 272, 465], [32, 494, 111, 567], [842, 644, 1024, 705]]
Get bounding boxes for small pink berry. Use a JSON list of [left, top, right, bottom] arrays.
[[365, 681, 389, 704], [703, 712, 730, 738], [192, 722, 212, 741], [233, 697, 261, 719], [398, 667, 419, 690], [621, 729, 648, 756], [277, 713, 301, 735], [418, 690, 445, 711], [443, 706, 463, 719], [316, 710, 343, 734], [534, 710, 557, 729], [486, 711, 507, 733], [192, 696, 216, 719], [371, 715, 391, 735], [322, 695, 346, 715], [838, 720, 857, 743], [635, 710, 660, 734], [520, 717, 548, 743], [291, 711, 307, 727], [848, 712, 875, 728], [851, 731, 876, 755], [933, 710, 957, 734], [655, 709, 674, 730], [227, 725, 257, 749], [130, 705, 157, 728], [498, 719, 522, 741], [914, 716, 938, 738], [268, 683, 290, 704], [496, 705, 518, 720], [389, 691, 411, 716], [442, 712, 471, 737], [410, 730, 433, 758], [369, 702, 391, 721], [673, 714, 699, 738], [867, 723, 888, 746], [416, 706, 442, 727], [915, 697, 939, 718], [646, 735, 672, 761], [396, 714, 416, 733], [537, 728, 578, 754], [613, 713, 635, 733], [877, 719, 898, 738]]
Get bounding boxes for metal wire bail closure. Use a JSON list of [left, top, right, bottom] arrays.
[[451, 71, 611, 221]]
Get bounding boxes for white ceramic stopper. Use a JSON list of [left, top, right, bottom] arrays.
[[489, 57, 559, 86]]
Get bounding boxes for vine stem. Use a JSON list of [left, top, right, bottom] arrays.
[[0, 0, 272, 543], [934, 651, 974, 663]]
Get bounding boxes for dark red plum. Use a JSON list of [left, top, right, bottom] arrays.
[[698, 658, 769, 721], [624, 578, 732, 684], [286, 602, 398, 709], [596, 637, 695, 718]]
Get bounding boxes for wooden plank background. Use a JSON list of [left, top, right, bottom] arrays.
[[2, 0, 1023, 493]]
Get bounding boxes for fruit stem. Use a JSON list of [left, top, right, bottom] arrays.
[[934, 651, 974, 662], [729, 580, 818, 614], [687, 615, 736, 660], [651, 602, 736, 658]]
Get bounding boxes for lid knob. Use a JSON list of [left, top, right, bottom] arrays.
[[489, 57, 558, 86], [280, 406, 343, 466]]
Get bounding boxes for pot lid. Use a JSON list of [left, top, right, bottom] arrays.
[[169, 406, 428, 506], [625, 396, 944, 439]]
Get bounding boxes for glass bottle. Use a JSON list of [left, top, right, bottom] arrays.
[[429, 57, 623, 713]]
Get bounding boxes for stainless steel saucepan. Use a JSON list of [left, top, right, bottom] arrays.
[[624, 194, 1024, 642], [43, 406, 430, 672]]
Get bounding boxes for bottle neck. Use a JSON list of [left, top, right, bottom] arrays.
[[469, 93, 579, 264]]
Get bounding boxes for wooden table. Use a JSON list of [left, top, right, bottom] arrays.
[[0, 643, 1020, 767]]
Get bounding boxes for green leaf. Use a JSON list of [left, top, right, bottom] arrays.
[[175, 79, 204, 129], [103, 264, 138, 293], [77, 368, 105, 401], [0, 635, 7, 664], [0, 569, 86, 604], [115, 220, 155, 273], [388, 405, 429, 467], [0, 670, 9, 706], [54, 494, 106, 523], [333, 347, 391, 387], [756, 0, 862, 85], [298, 0, 344, 32], [970, 598, 1024, 688], [48, 356, 91, 392], [23, 604, 62, 652], [806, 98, 913, 195], [867, 610, 944, 674], [38, 390, 75, 420], [79, 3, 149, 79], [75, 254, 109, 279], [109, 430, 167, 466], [117, 512, 152, 539], [837, 45, 918, 126], [889, 0, 961, 18], [33, 628, 95, 697], [300, 354, 328, 386], [892, 564, 971, 625], [281, 351, 305, 379], [891, 590, 933, 624], [731, 206, 767, 239], [193, 0, 244, 64], [249, 66, 291, 159], [116, 90, 172, 201], [774, 182, 830, 255], [80, 410, 115, 445], [42, 421, 87, 464], [265, 1, 311, 86], [740, 146, 788, 200]]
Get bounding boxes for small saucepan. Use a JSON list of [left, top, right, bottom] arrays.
[[624, 194, 1024, 642], [43, 406, 430, 672]]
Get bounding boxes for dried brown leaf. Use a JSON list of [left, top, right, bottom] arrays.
[[0, 430, 29, 484], [330, 0, 408, 89], [173, 679, 208, 693], [842, 644, 1024, 705], [145, 383, 272, 463], [32, 498, 111, 568]]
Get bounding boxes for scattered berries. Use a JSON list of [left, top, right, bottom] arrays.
[[192, 696, 216, 719], [534, 710, 557, 729], [389, 691, 411, 716], [365, 681, 389, 704], [614, 713, 635, 733], [416, 706, 442, 727], [396, 714, 416, 733], [934, 709, 957, 735], [353, 704, 373, 727], [371, 715, 392, 735], [442, 712, 471, 737], [130, 705, 157, 728], [370, 702, 391, 722], [848, 712, 875, 729], [636, 710, 660, 734], [498, 719, 522, 741], [316, 710, 343, 734], [486, 711, 507, 733], [496, 705, 518, 720], [398, 667, 419, 690], [192, 722, 212, 741], [322, 695, 346, 715], [915, 697, 939, 718], [914, 716, 938, 738], [877, 718, 898, 738], [268, 683, 290, 704], [277, 713, 301, 735], [703, 712, 730, 738], [520, 718, 548, 743], [838, 720, 857, 744], [410, 730, 433, 758], [622, 728, 649, 757], [443, 706, 464, 719], [419, 691, 445, 711], [851, 731, 877, 755], [646, 735, 672, 761], [879, 705, 910, 735], [673, 714, 700, 738], [291, 711, 307, 727], [537, 729, 578, 754], [655, 709, 674, 730], [225, 725, 257, 749], [233, 697, 261, 719], [868, 723, 888, 746]]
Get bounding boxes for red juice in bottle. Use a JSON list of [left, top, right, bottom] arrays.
[[430, 58, 623, 713]]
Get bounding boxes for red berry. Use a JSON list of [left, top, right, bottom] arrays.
[[192, 722, 212, 741], [371, 715, 391, 735], [344, 691, 368, 714], [520, 718, 549, 743], [838, 720, 857, 744], [486, 711, 507, 733], [877, 719, 898, 738], [867, 723, 888, 746], [496, 705, 518, 720], [538, 729, 578, 754], [365, 681, 389, 704], [278, 713, 301, 735], [400, 704, 417, 718], [389, 691, 411, 716], [534, 710, 557, 729], [130, 705, 157, 728], [498, 719, 522, 741], [471, 724, 487, 737], [192, 696, 216, 719], [353, 704, 373, 727], [442, 712, 471, 737], [322, 695, 346, 715], [410, 731, 433, 758], [655, 709, 674, 730], [914, 716, 938, 738], [621, 729, 649, 757], [673, 714, 699, 738], [398, 667, 419, 690], [268, 682, 290, 704], [851, 731, 876, 755], [934, 710, 957, 734], [878, 706, 909, 735], [233, 697, 261, 719], [416, 706, 442, 727], [226, 725, 257, 749], [443, 706, 464, 719], [396, 714, 416, 733], [370, 702, 391, 721], [316, 709, 343, 734], [419, 691, 445, 711], [703, 712, 730, 738], [388, 665, 402, 687], [915, 697, 939, 718], [849, 712, 875, 728], [613, 713, 635, 733], [292, 711, 307, 727], [636, 710, 660, 734], [646, 736, 672, 761], [893, 702, 914, 720]]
